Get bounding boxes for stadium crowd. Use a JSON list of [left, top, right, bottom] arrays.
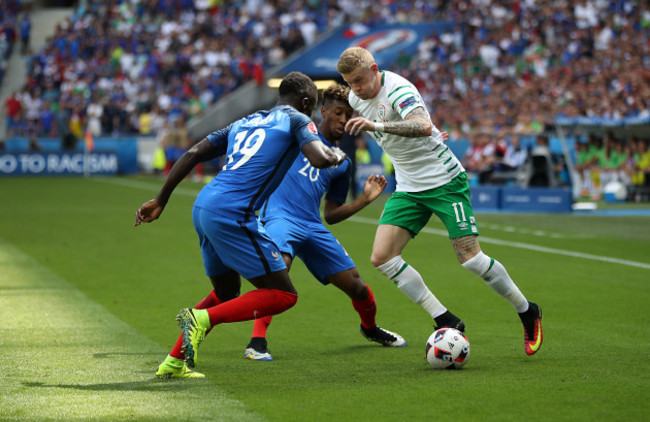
[[1, 1, 29, 86], [2, 0, 649, 195], [3, 0, 345, 138], [389, 0, 650, 195]]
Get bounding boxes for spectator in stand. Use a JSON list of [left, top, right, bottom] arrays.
[[574, 140, 593, 196], [38, 100, 57, 137], [578, 135, 608, 197], [636, 140, 650, 187], [602, 139, 629, 187], [138, 106, 153, 135], [1, 16, 16, 59], [4, 91, 22, 136], [355, 136, 370, 166], [280, 26, 305, 56], [162, 114, 203, 181], [0, 35, 7, 85], [86, 93, 104, 137], [162, 116, 188, 177], [525, 135, 565, 188], [28, 136, 41, 151], [479, 135, 526, 186], [625, 139, 648, 188], [21, 87, 42, 138], [68, 105, 84, 141], [502, 135, 528, 173], [18, 13, 30, 55], [462, 132, 496, 185], [623, 138, 640, 188]]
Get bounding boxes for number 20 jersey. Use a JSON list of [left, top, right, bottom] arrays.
[[260, 134, 351, 225], [194, 105, 321, 220]]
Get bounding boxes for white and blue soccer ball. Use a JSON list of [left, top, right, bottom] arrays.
[[425, 328, 470, 369]]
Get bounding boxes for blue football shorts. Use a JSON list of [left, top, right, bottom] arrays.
[[261, 216, 355, 285], [192, 206, 286, 280]]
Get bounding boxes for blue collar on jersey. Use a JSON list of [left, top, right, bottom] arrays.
[[318, 131, 334, 148]]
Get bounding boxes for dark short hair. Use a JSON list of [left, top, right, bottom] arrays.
[[279, 71, 317, 101], [322, 84, 350, 107]]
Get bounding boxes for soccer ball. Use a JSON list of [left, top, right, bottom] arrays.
[[425, 328, 470, 369]]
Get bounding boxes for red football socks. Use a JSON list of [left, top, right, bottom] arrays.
[[169, 290, 222, 360], [169, 289, 297, 360], [251, 315, 273, 338], [352, 285, 377, 329], [206, 288, 297, 326]]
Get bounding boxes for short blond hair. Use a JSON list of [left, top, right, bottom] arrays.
[[337, 47, 375, 74]]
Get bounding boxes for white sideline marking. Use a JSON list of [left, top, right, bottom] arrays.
[[348, 216, 650, 270], [94, 177, 200, 197], [97, 178, 650, 270]]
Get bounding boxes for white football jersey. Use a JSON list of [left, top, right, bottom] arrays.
[[349, 70, 464, 192]]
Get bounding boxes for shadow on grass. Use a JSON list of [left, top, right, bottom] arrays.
[[23, 379, 207, 392], [324, 343, 411, 355]]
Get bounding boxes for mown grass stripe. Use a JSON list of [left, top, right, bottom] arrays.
[[0, 238, 261, 422]]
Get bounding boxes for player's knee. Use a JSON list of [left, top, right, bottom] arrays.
[[346, 279, 369, 301], [371, 251, 392, 268], [275, 290, 298, 310], [210, 272, 241, 301], [375, 255, 406, 280], [215, 286, 240, 302], [461, 251, 491, 277]]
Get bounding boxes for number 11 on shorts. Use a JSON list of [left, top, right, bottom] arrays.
[[452, 202, 466, 223]]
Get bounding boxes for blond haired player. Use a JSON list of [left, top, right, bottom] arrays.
[[337, 47, 542, 355]]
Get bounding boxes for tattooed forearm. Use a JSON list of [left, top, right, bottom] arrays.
[[384, 107, 432, 138], [451, 235, 481, 263]]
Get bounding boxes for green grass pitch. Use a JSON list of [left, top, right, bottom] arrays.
[[1, 176, 649, 421]]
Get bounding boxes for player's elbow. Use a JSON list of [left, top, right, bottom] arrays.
[[422, 121, 433, 136], [324, 214, 339, 225], [306, 155, 332, 169], [183, 147, 203, 165]]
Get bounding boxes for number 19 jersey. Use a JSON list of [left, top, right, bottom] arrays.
[[194, 105, 321, 221]]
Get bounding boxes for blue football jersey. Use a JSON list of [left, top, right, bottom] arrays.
[[194, 105, 321, 221], [260, 133, 352, 225]]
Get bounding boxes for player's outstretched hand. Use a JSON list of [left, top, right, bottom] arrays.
[[363, 174, 387, 202], [442, 131, 449, 142], [345, 116, 375, 136], [331, 146, 347, 165], [135, 199, 164, 227]]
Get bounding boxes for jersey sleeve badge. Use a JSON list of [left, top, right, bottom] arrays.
[[399, 97, 418, 109], [308, 122, 318, 134]]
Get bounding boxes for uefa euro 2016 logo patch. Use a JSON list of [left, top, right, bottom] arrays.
[[399, 97, 417, 109]]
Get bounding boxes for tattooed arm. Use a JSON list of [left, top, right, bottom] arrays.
[[344, 106, 432, 138]]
